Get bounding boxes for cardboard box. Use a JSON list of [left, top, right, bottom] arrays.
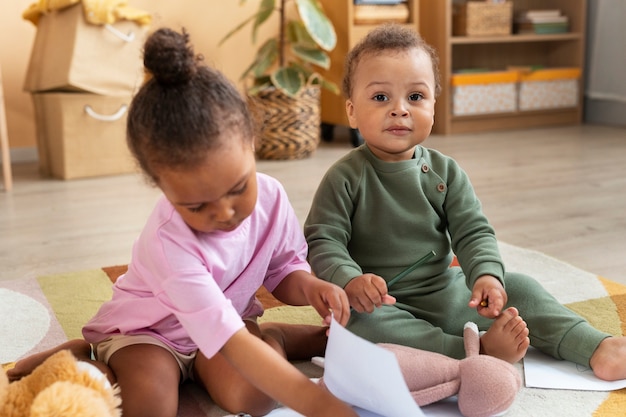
[[518, 68, 581, 111], [453, 1, 513, 36], [451, 71, 519, 115], [24, 3, 147, 95], [32, 92, 137, 179]]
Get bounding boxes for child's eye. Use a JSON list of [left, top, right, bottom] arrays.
[[188, 204, 205, 213], [230, 183, 247, 196], [372, 94, 388, 102], [409, 93, 424, 101]]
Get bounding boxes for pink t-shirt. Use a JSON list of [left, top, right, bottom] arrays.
[[82, 173, 310, 359]]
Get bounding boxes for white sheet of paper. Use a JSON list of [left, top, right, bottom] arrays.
[[265, 317, 425, 417], [323, 316, 425, 417], [264, 406, 385, 417], [265, 403, 461, 417], [524, 346, 626, 390]]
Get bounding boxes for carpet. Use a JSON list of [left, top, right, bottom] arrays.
[[2, 241, 626, 416]]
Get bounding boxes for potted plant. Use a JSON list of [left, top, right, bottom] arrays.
[[220, 0, 339, 160]]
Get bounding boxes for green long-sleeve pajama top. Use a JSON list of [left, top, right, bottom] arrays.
[[304, 144, 608, 364]]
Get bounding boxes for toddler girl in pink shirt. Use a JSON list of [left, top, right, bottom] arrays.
[[9, 27, 356, 417]]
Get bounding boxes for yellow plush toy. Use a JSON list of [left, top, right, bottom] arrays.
[[1, 350, 121, 417]]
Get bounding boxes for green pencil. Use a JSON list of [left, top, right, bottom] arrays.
[[387, 250, 436, 288]]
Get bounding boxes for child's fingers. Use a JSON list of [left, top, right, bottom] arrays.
[[468, 291, 484, 308], [476, 291, 505, 318], [328, 301, 350, 326], [320, 292, 351, 326], [382, 294, 396, 304], [371, 276, 395, 306], [330, 309, 349, 326], [488, 288, 506, 315]]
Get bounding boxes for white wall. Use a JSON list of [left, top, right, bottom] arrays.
[[584, 0, 626, 127]]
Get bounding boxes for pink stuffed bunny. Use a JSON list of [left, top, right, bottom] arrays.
[[380, 322, 521, 417]]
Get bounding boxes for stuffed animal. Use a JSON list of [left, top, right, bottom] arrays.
[[381, 322, 522, 417], [0, 349, 121, 417]]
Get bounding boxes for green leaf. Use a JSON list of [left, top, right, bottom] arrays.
[[286, 20, 317, 47], [285, 62, 339, 96], [289, 61, 315, 81], [253, 39, 279, 77], [240, 39, 278, 81], [295, 0, 336, 51], [319, 77, 340, 95], [219, 12, 259, 46], [253, 75, 273, 86], [248, 77, 273, 96], [271, 67, 305, 97], [251, 0, 275, 42], [292, 44, 330, 69], [219, 0, 275, 45]]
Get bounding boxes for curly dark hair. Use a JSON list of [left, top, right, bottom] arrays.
[[127, 27, 254, 184], [342, 23, 442, 99]]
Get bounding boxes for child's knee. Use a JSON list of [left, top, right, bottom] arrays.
[[217, 384, 277, 416]]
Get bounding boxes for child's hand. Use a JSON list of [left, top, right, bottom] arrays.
[[307, 279, 352, 327], [468, 275, 507, 318], [344, 273, 396, 313], [272, 271, 352, 326]]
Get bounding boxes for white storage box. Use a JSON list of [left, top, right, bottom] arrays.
[[518, 68, 581, 111], [451, 71, 519, 115]]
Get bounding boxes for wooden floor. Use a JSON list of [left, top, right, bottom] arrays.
[[1, 124, 625, 286]]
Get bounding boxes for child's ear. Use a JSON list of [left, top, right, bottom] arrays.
[[345, 99, 358, 129], [431, 99, 436, 125]]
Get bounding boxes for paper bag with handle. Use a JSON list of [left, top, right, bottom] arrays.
[[23, 2, 149, 96]]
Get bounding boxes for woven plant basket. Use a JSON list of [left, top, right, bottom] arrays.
[[248, 85, 321, 160]]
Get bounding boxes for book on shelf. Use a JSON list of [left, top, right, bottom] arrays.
[[516, 9, 567, 22], [515, 9, 569, 34], [354, 0, 406, 4], [354, 3, 410, 25], [521, 9, 562, 19], [517, 15, 568, 24], [515, 21, 569, 35]]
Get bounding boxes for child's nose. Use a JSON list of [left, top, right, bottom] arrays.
[[390, 102, 409, 117], [211, 200, 235, 222]]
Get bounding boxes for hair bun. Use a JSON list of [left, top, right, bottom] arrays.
[[143, 28, 198, 85]]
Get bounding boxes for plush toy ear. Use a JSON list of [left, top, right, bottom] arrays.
[[463, 322, 481, 357]]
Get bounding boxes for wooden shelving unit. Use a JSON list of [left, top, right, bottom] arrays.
[[419, 0, 587, 134], [318, 0, 420, 143]]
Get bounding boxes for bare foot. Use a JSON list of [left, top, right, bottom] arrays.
[[480, 307, 530, 363], [590, 336, 626, 381], [260, 323, 328, 361], [6, 339, 92, 382]]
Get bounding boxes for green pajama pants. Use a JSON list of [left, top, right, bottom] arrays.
[[346, 268, 609, 366]]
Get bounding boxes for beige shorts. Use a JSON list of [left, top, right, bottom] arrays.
[[93, 334, 197, 381]]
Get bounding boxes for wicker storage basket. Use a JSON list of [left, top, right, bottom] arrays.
[[453, 1, 513, 36], [248, 86, 321, 160]]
